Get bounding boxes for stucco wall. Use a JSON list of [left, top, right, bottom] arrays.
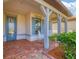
[[67, 20, 76, 32], [3, 11, 76, 41], [52, 20, 76, 34], [16, 14, 26, 39], [25, 12, 32, 40], [25, 12, 31, 35], [3, 12, 31, 41]]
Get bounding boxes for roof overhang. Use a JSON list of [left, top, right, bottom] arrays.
[[44, 0, 72, 17], [4, 0, 74, 19], [68, 16, 76, 21], [34, 0, 68, 18]]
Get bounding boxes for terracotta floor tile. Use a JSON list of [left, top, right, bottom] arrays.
[[4, 39, 59, 59]]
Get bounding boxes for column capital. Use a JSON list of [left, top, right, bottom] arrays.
[[57, 14, 63, 19], [40, 5, 53, 17]]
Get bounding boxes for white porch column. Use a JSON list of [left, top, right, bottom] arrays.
[[64, 18, 68, 32], [57, 14, 62, 34], [41, 6, 52, 49]]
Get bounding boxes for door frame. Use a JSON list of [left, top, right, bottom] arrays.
[[6, 16, 17, 41], [32, 17, 41, 35]]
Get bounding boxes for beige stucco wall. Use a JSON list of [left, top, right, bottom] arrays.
[[16, 14, 26, 39], [3, 11, 32, 41], [52, 22, 57, 33], [17, 14, 26, 34], [67, 20, 76, 32], [25, 12, 32, 35], [52, 20, 76, 34]]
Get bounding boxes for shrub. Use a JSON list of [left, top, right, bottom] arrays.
[[49, 33, 57, 41], [49, 32, 76, 59]]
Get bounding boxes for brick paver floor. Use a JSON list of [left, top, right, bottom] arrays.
[[3, 39, 59, 59]]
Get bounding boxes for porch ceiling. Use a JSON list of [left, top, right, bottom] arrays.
[[44, 0, 72, 17], [4, 0, 71, 19], [3, 0, 42, 14]]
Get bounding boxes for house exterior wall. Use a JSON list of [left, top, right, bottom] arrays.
[[17, 14, 26, 39], [67, 20, 76, 32], [25, 12, 32, 40], [52, 20, 76, 34], [3, 11, 31, 41], [3, 11, 76, 41]]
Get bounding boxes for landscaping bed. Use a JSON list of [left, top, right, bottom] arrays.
[[49, 32, 76, 59]]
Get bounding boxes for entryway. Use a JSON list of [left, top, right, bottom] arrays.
[[32, 17, 53, 40], [6, 16, 17, 41], [32, 17, 44, 39]]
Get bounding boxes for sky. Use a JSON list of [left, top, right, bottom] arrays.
[[61, 0, 76, 16]]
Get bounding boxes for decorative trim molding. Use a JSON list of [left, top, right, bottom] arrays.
[[17, 34, 31, 36], [3, 34, 31, 41], [3, 33, 44, 41]]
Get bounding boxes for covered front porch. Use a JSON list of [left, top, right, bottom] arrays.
[[3, 0, 69, 49], [3, 0, 74, 59]]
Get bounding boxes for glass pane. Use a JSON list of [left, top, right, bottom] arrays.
[[32, 18, 41, 35], [8, 17, 14, 34]]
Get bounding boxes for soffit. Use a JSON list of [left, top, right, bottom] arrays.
[[4, 0, 42, 14], [4, 0, 67, 19], [44, 0, 72, 17]]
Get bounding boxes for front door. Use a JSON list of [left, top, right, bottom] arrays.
[[32, 17, 41, 35], [6, 16, 17, 41]]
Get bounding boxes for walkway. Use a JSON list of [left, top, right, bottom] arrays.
[[4, 39, 61, 59]]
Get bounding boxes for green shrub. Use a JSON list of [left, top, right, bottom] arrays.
[[49, 33, 57, 41], [49, 32, 76, 59]]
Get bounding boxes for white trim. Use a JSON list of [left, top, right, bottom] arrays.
[[40, 5, 47, 15], [34, 0, 68, 18], [3, 34, 31, 42], [30, 34, 44, 41]]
